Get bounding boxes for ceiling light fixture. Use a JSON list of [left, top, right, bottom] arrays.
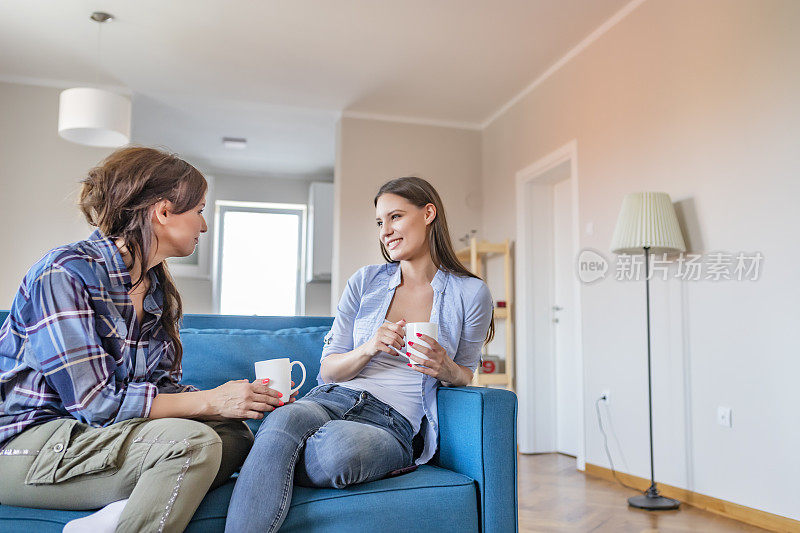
[[222, 137, 248, 150], [58, 12, 131, 147]]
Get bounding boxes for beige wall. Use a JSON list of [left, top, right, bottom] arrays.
[[0, 81, 111, 305], [333, 117, 482, 302], [481, 0, 799, 520]]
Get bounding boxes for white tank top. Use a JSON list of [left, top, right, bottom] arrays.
[[337, 349, 425, 435]]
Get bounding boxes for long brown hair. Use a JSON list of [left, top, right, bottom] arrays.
[[79, 146, 207, 370], [374, 177, 494, 344]]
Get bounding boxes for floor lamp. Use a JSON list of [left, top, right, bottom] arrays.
[[610, 192, 686, 511]]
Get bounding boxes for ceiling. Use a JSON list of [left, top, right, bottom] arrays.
[[0, 0, 631, 176]]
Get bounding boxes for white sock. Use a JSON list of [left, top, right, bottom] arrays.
[[63, 499, 129, 533]]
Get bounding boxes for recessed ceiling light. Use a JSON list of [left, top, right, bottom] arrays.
[[222, 137, 247, 149]]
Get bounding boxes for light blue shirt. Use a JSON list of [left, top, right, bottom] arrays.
[[320, 262, 493, 465]]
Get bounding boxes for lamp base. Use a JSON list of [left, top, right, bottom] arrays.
[[628, 485, 680, 511]]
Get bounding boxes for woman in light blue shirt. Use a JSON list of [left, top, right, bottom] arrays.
[[227, 177, 494, 533]]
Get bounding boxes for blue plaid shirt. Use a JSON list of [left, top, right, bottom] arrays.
[[0, 230, 194, 449]]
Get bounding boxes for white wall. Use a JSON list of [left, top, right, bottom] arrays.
[[214, 172, 319, 205], [0, 81, 111, 305], [333, 117, 482, 301], [481, 0, 799, 520], [172, 171, 333, 315]]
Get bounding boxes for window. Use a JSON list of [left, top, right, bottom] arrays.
[[215, 202, 306, 316]]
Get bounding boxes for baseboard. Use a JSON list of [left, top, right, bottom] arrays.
[[584, 463, 799, 533]]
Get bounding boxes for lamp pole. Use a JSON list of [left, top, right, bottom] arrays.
[[645, 246, 656, 489], [627, 246, 680, 510]]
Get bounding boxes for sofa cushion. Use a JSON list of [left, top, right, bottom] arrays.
[[0, 506, 86, 533], [0, 466, 478, 533], [185, 465, 478, 532], [179, 326, 329, 433]]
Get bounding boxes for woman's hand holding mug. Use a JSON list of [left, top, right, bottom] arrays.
[[361, 319, 406, 358], [406, 334, 459, 383], [206, 379, 285, 420]]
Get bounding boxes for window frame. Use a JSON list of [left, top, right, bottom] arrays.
[[213, 200, 307, 316]]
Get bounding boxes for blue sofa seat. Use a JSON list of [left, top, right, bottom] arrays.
[[187, 465, 478, 532], [0, 312, 518, 532]]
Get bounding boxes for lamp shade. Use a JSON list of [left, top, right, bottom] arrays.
[[58, 88, 131, 147], [610, 192, 686, 254]]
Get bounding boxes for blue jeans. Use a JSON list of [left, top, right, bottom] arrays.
[[225, 384, 415, 533]]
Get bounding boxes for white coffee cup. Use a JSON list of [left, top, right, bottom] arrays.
[[404, 322, 438, 365], [254, 358, 306, 400]]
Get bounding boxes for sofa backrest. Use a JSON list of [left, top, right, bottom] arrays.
[[179, 314, 334, 392], [179, 314, 335, 433], [181, 314, 333, 331]]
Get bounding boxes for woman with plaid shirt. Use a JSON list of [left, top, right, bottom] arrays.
[[0, 147, 291, 533]]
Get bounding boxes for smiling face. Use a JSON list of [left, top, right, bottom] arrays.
[[153, 198, 208, 258], [375, 193, 436, 262]]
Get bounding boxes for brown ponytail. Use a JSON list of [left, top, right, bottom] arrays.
[[374, 177, 495, 345], [79, 146, 207, 370]]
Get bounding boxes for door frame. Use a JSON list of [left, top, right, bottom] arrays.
[[515, 140, 586, 470]]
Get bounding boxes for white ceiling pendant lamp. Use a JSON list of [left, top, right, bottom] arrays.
[[58, 12, 131, 148]]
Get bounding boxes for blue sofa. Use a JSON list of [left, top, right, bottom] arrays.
[[0, 312, 518, 532]]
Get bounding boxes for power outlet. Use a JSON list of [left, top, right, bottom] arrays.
[[600, 389, 610, 404], [717, 406, 732, 428]]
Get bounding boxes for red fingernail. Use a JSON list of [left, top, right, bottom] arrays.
[[279, 401, 284, 406], [262, 379, 269, 384], [279, 392, 283, 397], [407, 363, 412, 367], [416, 333, 421, 337], [408, 341, 414, 346]]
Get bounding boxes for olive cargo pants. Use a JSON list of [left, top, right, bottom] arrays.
[[0, 417, 253, 533]]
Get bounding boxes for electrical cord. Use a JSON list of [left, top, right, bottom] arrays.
[[595, 396, 639, 492]]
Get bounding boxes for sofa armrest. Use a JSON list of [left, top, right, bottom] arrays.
[[433, 386, 518, 533]]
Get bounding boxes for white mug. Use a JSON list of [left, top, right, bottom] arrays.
[[254, 358, 306, 400], [404, 322, 438, 365]]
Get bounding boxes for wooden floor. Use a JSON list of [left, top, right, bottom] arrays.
[[518, 453, 768, 532]]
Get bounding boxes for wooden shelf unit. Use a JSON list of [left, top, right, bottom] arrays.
[[455, 238, 514, 391]]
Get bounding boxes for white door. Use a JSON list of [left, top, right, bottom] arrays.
[[553, 178, 578, 456]]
